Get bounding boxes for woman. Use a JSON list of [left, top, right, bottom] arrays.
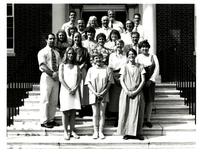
[[86, 16, 100, 30], [104, 29, 121, 52], [94, 33, 110, 65], [55, 30, 69, 60], [135, 40, 160, 128], [108, 39, 127, 126], [117, 48, 145, 140], [85, 52, 114, 139], [67, 26, 78, 47], [59, 47, 81, 140], [72, 32, 91, 114]]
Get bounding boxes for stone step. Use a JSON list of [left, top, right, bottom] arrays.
[[7, 133, 196, 149], [7, 122, 195, 137]]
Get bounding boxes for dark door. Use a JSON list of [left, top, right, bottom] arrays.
[[156, 4, 194, 82]]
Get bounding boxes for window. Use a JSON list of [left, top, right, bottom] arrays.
[[7, 4, 15, 56]]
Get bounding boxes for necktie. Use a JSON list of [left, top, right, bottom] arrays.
[[51, 49, 58, 72]]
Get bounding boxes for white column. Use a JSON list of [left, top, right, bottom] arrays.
[[142, 4, 156, 55], [52, 4, 66, 34]]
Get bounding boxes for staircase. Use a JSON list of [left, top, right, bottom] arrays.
[[7, 83, 196, 149]]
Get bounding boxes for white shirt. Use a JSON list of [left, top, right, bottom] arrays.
[[109, 20, 124, 33], [133, 24, 144, 41], [95, 27, 113, 41], [135, 53, 159, 82], [121, 31, 132, 45], [108, 52, 127, 70], [38, 46, 61, 72], [61, 21, 77, 37], [82, 40, 97, 55]]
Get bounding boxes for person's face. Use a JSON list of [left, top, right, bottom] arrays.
[[128, 51, 136, 64], [87, 32, 94, 40], [58, 32, 65, 42], [67, 49, 74, 61], [131, 33, 139, 44], [90, 20, 96, 28], [78, 20, 85, 30], [116, 41, 124, 50], [70, 28, 76, 36], [46, 34, 55, 47], [97, 36, 105, 46], [108, 11, 115, 20], [93, 55, 103, 66], [134, 15, 140, 26], [102, 17, 109, 28], [74, 33, 81, 44], [69, 12, 76, 22], [126, 21, 133, 32], [111, 33, 118, 42], [141, 46, 149, 55]]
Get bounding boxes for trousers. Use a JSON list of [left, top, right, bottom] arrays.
[[40, 72, 59, 124]]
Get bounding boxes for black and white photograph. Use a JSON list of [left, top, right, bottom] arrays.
[[1, 0, 199, 152]]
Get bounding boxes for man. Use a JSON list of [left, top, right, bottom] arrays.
[[37, 33, 61, 128], [95, 16, 112, 41], [61, 10, 77, 37], [124, 31, 140, 55], [121, 20, 134, 45], [133, 13, 144, 41], [77, 19, 86, 40], [107, 10, 124, 33]]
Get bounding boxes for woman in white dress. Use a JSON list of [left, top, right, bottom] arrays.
[[59, 47, 82, 140], [85, 52, 114, 139]]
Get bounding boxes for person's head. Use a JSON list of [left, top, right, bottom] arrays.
[[107, 10, 115, 21], [133, 13, 141, 26], [138, 40, 151, 55], [87, 16, 98, 28], [77, 19, 85, 31], [68, 26, 78, 37], [91, 51, 103, 66], [126, 48, 137, 64], [108, 29, 121, 42], [73, 32, 82, 45], [64, 47, 76, 64], [96, 33, 106, 46], [125, 20, 134, 32], [131, 31, 140, 45], [69, 10, 76, 22], [116, 39, 124, 51], [84, 26, 96, 40], [101, 16, 109, 28], [45, 33, 55, 47], [56, 30, 67, 42]]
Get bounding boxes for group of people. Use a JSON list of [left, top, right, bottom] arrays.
[[37, 9, 159, 141]]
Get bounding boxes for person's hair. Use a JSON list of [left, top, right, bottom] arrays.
[[77, 19, 85, 23], [56, 30, 67, 42], [86, 16, 99, 28], [101, 16, 109, 21], [131, 31, 140, 38], [67, 26, 78, 36], [45, 33, 55, 40], [84, 26, 96, 34], [133, 13, 141, 19], [126, 48, 137, 57], [125, 20, 134, 30], [138, 40, 151, 49], [72, 32, 83, 47], [116, 39, 124, 47], [107, 10, 115, 15], [96, 33, 106, 42], [108, 29, 121, 41], [64, 47, 77, 64], [69, 10, 76, 16], [91, 50, 103, 61]]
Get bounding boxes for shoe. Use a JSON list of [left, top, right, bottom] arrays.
[[92, 132, 98, 139], [41, 122, 53, 128], [137, 135, 144, 140], [64, 134, 70, 140], [99, 132, 105, 139], [71, 131, 80, 139], [49, 120, 59, 126], [146, 122, 153, 128]]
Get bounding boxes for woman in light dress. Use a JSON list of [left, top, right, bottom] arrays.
[[117, 48, 145, 140], [85, 52, 114, 139], [59, 47, 81, 140]]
